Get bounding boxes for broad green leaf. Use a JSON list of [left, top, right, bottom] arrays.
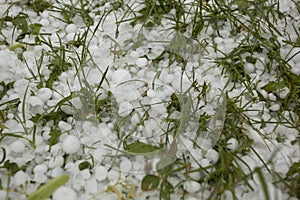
[[141, 174, 160, 191], [160, 180, 174, 200], [3, 160, 20, 175], [124, 141, 160, 154], [78, 161, 91, 171], [29, 23, 42, 35], [27, 174, 70, 200]]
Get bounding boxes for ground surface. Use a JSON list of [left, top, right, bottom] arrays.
[[0, 0, 299, 200]]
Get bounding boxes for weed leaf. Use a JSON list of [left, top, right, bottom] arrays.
[[124, 141, 160, 154], [141, 174, 160, 191], [27, 174, 70, 200]]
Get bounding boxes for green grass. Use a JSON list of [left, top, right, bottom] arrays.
[[0, 0, 299, 200]]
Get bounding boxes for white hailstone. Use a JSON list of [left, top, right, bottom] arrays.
[[255, 57, 265, 70], [282, 111, 298, 123], [99, 125, 112, 137], [13, 79, 29, 93], [50, 143, 63, 156], [82, 121, 93, 133], [48, 155, 64, 169], [263, 123, 275, 134], [244, 63, 255, 74], [107, 123, 115, 130], [137, 125, 144, 133], [247, 108, 258, 116], [0, 191, 8, 199], [279, 87, 290, 99], [274, 160, 289, 175], [100, 193, 119, 200], [33, 164, 48, 174], [118, 101, 133, 117], [69, 96, 83, 113], [132, 160, 142, 171], [13, 171, 31, 186], [112, 69, 131, 84], [65, 162, 77, 175], [147, 89, 156, 98], [80, 169, 91, 179], [270, 104, 280, 111], [25, 120, 34, 129], [135, 57, 148, 67], [10, 140, 25, 153], [31, 104, 44, 115], [240, 155, 256, 173], [65, 23, 78, 33], [289, 47, 300, 63], [227, 138, 239, 151], [248, 128, 265, 144], [120, 158, 133, 172], [52, 186, 77, 200], [4, 119, 18, 130], [29, 96, 44, 107], [199, 158, 210, 168], [40, 18, 50, 26], [47, 99, 57, 107], [214, 37, 223, 44], [206, 149, 218, 163], [258, 183, 283, 200], [130, 113, 140, 125], [150, 98, 165, 114], [180, 137, 193, 149], [62, 135, 81, 154], [58, 121, 72, 132], [66, 33, 75, 41], [183, 180, 201, 193], [106, 169, 119, 181], [87, 69, 102, 86], [37, 88, 52, 102], [188, 171, 201, 180], [163, 74, 174, 83], [291, 62, 300, 75], [260, 89, 268, 99], [35, 135, 44, 145], [262, 112, 271, 121], [85, 177, 98, 193], [268, 93, 277, 101], [130, 51, 140, 58], [34, 172, 47, 183], [196, 138, 212, 152], [287, 128, 298, 141], [50, 167, 64, 178], [7, 113, 14, 119], [95, 165, 108, 181]]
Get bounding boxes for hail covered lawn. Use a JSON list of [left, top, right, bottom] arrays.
[[0, 0, 299, 200]]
